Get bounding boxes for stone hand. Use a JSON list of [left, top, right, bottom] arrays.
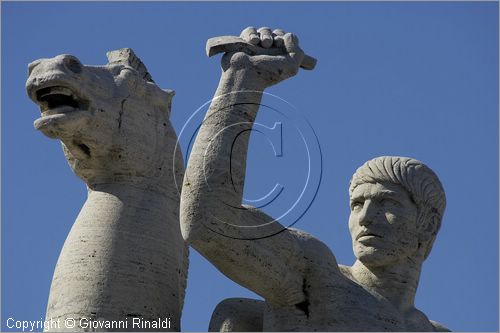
[[215, 27, 314, 87]]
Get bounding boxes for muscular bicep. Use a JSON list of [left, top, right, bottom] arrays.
[[189, 205, 307, 306]]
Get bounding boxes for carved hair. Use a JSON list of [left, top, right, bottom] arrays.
[[106, 48, 175, 118], [106, 48, 154, 83], [349, 156, 446, 259]]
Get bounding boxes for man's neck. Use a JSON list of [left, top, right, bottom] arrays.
[[351, 256, 423, 314]]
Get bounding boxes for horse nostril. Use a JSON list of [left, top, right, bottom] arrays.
[[63, 56, 82, 74], [28, 59, 42, 76]]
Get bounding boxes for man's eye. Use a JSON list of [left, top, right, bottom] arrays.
[[351, 201, 363, 210], [381, 198, 399, 207]]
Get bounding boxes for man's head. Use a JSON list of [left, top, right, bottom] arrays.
[[348, 156, 446, 267]]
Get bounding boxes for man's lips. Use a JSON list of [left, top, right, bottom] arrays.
[[356, 230, 383, 241]]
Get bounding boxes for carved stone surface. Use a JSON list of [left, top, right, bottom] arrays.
[[208, 298, 264, 332], [26, 49, 187, 331], [180, 28, 449, 332]]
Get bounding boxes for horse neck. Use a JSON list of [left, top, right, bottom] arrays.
[[84, 182, 171, 224], [45, 180, 186, 329]]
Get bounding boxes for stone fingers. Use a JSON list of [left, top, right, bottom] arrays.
[[257, 27, 273, 49], [240, 27, 293, 51], [238, 27, 309, 71], [272, 29, 285, 48], [283, 32, 304, 68], [240, 27, 260, 45]]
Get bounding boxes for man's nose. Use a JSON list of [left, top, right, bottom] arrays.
[[358, 200, 378, 226]]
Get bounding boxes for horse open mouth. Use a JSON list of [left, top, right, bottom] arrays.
[[35, 86, 88, 116]]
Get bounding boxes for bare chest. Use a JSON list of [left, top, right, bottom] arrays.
[[263, 276, 433, 331]]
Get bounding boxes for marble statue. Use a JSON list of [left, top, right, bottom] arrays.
[[180, 27, 449, 331], [26, 49, 188, 331]]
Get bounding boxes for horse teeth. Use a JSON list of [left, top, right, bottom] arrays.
[[39, 86, 73, 99], [51, 87, 73, 96]]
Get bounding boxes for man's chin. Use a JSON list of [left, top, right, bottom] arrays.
[[354, 245, 392, 267], [34, 109, 90, 139]]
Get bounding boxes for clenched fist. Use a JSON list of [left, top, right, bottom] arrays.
[[220, 27, 307, 87]]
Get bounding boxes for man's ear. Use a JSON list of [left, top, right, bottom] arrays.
[[417, 210, 440, 258]]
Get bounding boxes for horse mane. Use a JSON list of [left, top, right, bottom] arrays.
[[106, 48, 154, 83]]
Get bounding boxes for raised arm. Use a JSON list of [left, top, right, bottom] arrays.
[[180, 27, 312, 305]]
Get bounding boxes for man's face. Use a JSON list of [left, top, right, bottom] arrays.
[[348, 182, 419, 267]]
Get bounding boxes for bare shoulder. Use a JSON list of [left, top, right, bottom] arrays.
[[287, 228, 340, 269], [338, 264, 355, 280], [430, 320, 451, 332], [408, 309, 450, 332]]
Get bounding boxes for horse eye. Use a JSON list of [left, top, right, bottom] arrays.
[[63, 56, 82, 74]]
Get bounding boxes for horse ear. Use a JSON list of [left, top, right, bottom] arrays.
[[159, 88, 175, 118], [162, 88, 175, 100], [106, 48, 154, 83]]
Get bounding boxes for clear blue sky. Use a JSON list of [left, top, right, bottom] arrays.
[[2, 2, 498, 332]]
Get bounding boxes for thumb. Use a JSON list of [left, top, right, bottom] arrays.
[[283, 33, 304, 67]]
